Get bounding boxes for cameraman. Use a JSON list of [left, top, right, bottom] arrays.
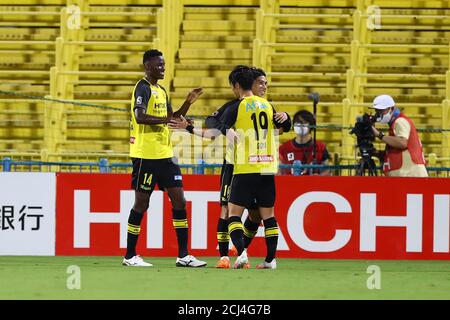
[[370, 95, 428, 177]]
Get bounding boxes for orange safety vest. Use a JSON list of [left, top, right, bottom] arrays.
[[383, 113, 426, 174]]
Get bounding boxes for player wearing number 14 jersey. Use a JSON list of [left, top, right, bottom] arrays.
[[124, 49, 206, 268]]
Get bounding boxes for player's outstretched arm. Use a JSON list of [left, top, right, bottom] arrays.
[[172, 87, 204, 118], [169, 115, 220, 139], [205, 100, 235, 131]]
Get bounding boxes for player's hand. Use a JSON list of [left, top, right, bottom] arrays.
[[274, 112, 288, 123], [168, 115, 189, 130], [226, 128, 240, 145], [185, 87, 203, 104]]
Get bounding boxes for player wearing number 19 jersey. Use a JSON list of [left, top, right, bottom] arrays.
[[218, 67, 291, 269], [206, 67, 265, 269]]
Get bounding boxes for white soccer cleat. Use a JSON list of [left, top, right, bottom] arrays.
[[176, 255, 207, 268], [122, 255, 153, 267], [256, 259, 277, 269], [233, 250, 249, 269]]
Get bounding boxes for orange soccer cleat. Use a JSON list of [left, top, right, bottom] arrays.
[[216, 256, 230, 269]]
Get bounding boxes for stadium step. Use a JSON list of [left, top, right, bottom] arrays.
[[184, 6, 256, 18], [173, 77, 232, 89], [183, 20, 255, 32], [86, 30, 156, 42], [178, 49, 252, 60], [0, 50, 54, 65]]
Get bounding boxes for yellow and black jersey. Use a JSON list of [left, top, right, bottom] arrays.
[[129, 78, 173, 159], [205, 98, 239, 131], [219, 95, 291, 174]]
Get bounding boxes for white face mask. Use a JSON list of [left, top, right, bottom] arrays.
[[294, 125, 309, 136], [378, 110, 392, 124]]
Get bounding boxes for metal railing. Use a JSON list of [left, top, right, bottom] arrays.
[[1, 158, 449, 178]]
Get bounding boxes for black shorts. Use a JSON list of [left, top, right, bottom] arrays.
[[131, 157, 183, 193], [228, 174, 275, 208], [220, 162, 258, 209]]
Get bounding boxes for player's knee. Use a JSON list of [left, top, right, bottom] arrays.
[[133, 198, 149, 213], [133, 203, 148, 213], [220, 205, 229, 219], [248, 210, 262, 223], [249, 215, 262, 224], [172, 197, 186, 210]]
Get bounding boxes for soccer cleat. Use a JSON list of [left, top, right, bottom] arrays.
[[229, 245, 238, 256], [233, 250, 249, 269], [256, 259, 277, 269], [122, 255, 153, 267], [216, 256, 230, 269], [242, 249, 250, 268], [176, 255, 207, 268]]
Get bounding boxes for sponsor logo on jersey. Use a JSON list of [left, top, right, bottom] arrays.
[[248, 155, 274, 163]]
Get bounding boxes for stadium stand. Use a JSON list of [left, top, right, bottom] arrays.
[[0, 0, 448, 172], [359, 7, 450, 166], [53, 1, 162, 162], [172, 3, 257, 164], [0, 2, 62, 160], [253, 3, 354, 160]]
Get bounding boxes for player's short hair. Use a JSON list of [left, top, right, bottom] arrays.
[[294, 110, 316, 126], [251, 67, 266, 78], [228, 65, 248, 85], [143, 49, 163, 64], [230, 66, 254, 90], [229, 66, 266, 86]]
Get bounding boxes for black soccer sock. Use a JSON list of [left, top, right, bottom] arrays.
[[172, 209, 189, 258], [228, 216, 244, 256], [243, 217, 260, 249], [125, 209, 144, 259], [263, 217, 279, 263], [217, 218, 230, 257]]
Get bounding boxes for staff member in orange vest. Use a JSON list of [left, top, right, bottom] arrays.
[[370, 94, 428, 177]]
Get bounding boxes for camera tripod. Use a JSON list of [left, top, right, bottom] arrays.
[[356, 155, 378, 176]]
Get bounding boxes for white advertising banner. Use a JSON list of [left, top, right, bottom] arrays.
[[0, 173, 56, 255]]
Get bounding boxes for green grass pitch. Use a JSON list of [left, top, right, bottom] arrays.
[[1, 257, 449, 300]]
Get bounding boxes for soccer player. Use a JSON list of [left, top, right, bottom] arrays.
[[218, 66, 291, 269], [170, 66, 289, 268], [206, 67, 288, 268], [123, 49, 207, 267]]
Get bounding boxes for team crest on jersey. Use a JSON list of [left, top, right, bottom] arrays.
[[287, 152, 295, 161]]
